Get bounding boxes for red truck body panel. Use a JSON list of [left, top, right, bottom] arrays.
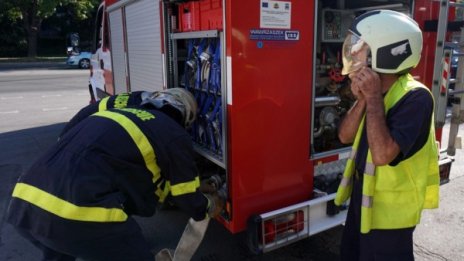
[[223, 0, 316, 231]]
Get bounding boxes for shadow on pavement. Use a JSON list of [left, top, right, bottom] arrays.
[[0, 123, 66, 260]]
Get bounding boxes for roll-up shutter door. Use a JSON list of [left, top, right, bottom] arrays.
[[108, 8, 128, 93], [125, 0, 164, 92]]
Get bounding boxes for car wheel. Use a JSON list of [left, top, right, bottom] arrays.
[[79, 58, 90, 69]]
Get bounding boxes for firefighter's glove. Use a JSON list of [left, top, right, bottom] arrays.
[[204, 192, 225, 218], [199, 179, 217, 194]]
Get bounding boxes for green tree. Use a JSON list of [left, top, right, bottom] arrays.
[[0, 7, 27, 56], [0, 0, 99, 58]]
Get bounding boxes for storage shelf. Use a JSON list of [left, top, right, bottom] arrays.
[[194, 143, 225, 169]]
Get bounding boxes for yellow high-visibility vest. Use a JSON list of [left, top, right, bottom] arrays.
[[335, 74, 440, 233]]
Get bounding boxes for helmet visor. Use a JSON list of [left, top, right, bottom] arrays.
[[341, 33, 371, 75]]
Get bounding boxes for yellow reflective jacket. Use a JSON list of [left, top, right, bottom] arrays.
[[335, 74, 440, 233]]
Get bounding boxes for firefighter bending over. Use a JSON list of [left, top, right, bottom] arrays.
[[7, 88, 225, 261], [334, 10, 440, 260]]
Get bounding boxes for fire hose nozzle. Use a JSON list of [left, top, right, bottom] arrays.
[[206, 174, 227, 200], [208, 174, 223, 190]]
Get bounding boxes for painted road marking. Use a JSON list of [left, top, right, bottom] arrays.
[[1, 96, 23, 100], [42, 107, 68, 111], [0, 110, 20, 114], [41, 94, 62, 98]]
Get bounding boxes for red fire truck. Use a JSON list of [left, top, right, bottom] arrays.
[[87, 0, 459, 253]]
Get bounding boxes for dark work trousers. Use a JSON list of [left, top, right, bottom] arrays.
[[16, 228, 75, 261], [340, 175, 415, 261], [14, 216, 154, 261]]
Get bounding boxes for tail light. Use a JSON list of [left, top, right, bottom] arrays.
[[246, 193, 347, 253], [262, 210, 305, 244]]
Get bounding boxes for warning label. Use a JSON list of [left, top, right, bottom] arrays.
[[260, 0, 292, 29]]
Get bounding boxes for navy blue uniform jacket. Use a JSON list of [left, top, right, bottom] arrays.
[[8, 107, 208, 238]]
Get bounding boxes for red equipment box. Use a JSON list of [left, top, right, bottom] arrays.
[[178, 0, 223, 32], [178, 2, 200, 32], [199, 0, 223, 30]]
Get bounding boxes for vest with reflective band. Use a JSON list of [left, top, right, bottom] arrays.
[[334, 74, 440, 233]]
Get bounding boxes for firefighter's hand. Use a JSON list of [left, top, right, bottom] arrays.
[[352, 67, 382, 99], [199, 179, 217, 194], [204, 192, 225, 218], [348, 70, 365, 100], [349, 78, 364, 100]]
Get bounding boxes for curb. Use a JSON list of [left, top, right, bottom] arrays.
[[0, 61, 67, 70]]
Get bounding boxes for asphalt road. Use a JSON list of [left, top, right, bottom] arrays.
[[0, 67, 90, 133], [0, 64, 462, 261]]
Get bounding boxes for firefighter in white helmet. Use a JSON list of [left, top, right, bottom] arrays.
[[335, 10, 440, 260], [7, 88, 224, 261]]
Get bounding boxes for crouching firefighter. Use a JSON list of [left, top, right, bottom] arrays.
[[6, 88, 225, 261]]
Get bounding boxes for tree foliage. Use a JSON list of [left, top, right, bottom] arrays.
[[68, 0, 101, 20], [0, 0, 100, 57]]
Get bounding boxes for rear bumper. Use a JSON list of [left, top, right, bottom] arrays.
[[247, 192, 347, 253]]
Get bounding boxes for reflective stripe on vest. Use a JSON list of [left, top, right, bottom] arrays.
[[334, 113, 364, 206], [360, 153, 375, 233], [12, 182, 127, 222], [98, 96, 110, 111], [93, 110, 168, 201], [334, 147, 356, 204], [94, 110, 201, 201], [94, 110, 161, 181]]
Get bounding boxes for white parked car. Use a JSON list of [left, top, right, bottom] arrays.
[[66, 51, 92, 69]]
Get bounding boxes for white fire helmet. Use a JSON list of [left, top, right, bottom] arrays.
[[342, 9, 423, 75], [142, 88, 197, 128]]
